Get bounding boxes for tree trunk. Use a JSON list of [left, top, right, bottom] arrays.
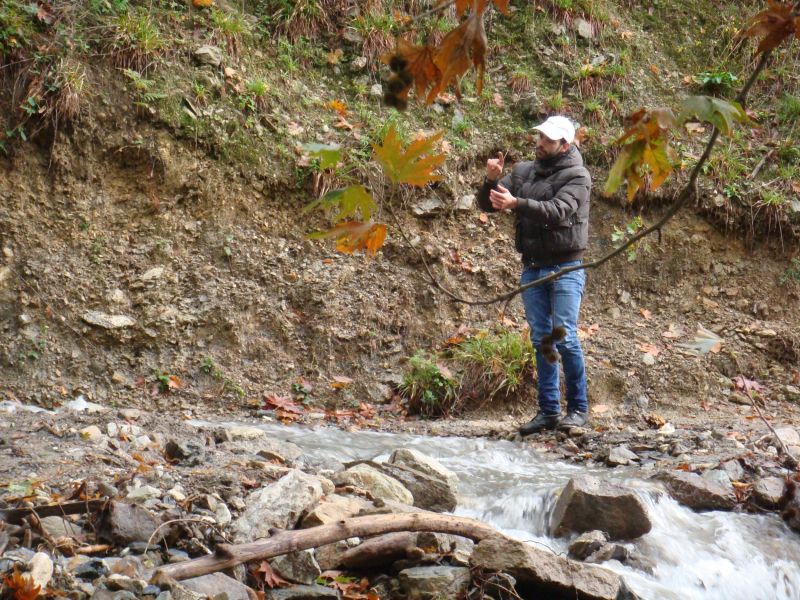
[[155, 513, 499, 581]]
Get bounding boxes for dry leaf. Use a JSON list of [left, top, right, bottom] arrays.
[[478, 212, 489, 223], [326, 48, 343, 65], [330, 375, 353, 389], [591, 404, 610, 414], [637, 342, 661, 356], [640, 308, 652, 320], [326, 99, 348, 115]]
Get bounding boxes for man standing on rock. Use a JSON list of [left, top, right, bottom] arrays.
[[477, 116, 591, 435]]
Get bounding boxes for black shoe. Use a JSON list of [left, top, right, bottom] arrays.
[[519, 412, 561, 436], [558, 410, 588, 430]]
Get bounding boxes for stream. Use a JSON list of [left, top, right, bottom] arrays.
[[195, 420, 800, 600]]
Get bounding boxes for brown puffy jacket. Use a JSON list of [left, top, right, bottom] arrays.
[[477, 145, 591, 266]]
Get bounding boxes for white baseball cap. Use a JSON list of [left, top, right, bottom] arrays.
[[534, 115, 575, 144]]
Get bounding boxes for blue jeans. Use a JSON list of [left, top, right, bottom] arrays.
[[521, 260, 588, 415]]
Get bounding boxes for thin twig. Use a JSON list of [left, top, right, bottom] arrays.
[[400, 48, 774, 306], [749, 395, 799, 468]]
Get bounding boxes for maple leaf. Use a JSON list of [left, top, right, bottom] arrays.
[[431, 11, 487, 98], [604, 108, 676, 200], [373, 125, 444, 187], [678, 95, 749, 136], [309, 221, 388, 256], [3, 566, 41, 600], [255, 561, 288, 589], [263, 393, 302, 414], [741, 1, 799, 54], [303, 185, 376, 222], [326, 99, 348, 116], [389, 39, 441, 104]]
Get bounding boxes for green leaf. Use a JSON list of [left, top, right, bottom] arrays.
[[678, 96, 749, 136], [301, 142, 342, 170], [302, 184, 377, 222], [604, 140, 644, 197]]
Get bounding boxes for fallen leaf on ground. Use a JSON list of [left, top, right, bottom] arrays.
[[255, 561, 288, 589], [640, 308, 652, 320], [637, 342, 661, 356], [591, 404, 609, 414], [330, 375, 353, 389]]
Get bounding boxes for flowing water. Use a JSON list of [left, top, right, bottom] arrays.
[[195, 420, 800, 600]]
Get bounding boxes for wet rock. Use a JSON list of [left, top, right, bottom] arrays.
[[39, 515, 86, 538], [264, 584, 339, 599], [231, 470, 326, 543], [398, 566, 471, 600], [28, 552, 54, 591], [389, 448, 458, 487], [164, 440, 205, 466], [221, 438, 304, 462], [471, 536, 635, 600], [332, 464, 413, 505], [193, 45, 223, 67], [82, 311, 136, 329], [377, 462, 457, 512], [752, 476, 786, 509], [271, 550, 321, 585], [720, 459, 745, 482], [654, 470, 736, 510], [585, 543, 630, 564], [100, 502, 162, 545], [607, 445, 638, 467], [568, 530, 608, 560], [182, 573, 253, 600], [550, 476, 652, 540], [782, 483, 800, 533], [300, 494, 372, 528]]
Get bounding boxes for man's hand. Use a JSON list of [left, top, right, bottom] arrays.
[[486, 151, 504, 181], [489, 184, 517, 210]]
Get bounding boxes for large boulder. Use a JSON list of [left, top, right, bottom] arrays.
[[300, 494, 372, 528], [471, 536, 638, 600], [550, 476, 652, 540], [654, 471, 736, 510], [398, 566, 471, 600], [231, 470, 325, 543], [332, 464, 413, 505], [377, 462, 457, 512]]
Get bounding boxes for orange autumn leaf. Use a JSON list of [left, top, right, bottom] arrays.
[[373, 125, 444, 187], [311, 221, 387, 256], [326, 99, 348, 116], [741, 1, 799, 54], [389, 39, 441, 104], [3, 567, 41, 600], [431, 11, 487, 99]]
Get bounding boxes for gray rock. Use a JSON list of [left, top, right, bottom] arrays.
[[654, 470, 736, 510], [221, 437, 304, 462], [39, 515, 86, 538], [165, 440, 205, 466], [454, 195, 475, 211], [271, 550, 321, 585], [585, 543, 630, 564], [774, 427, 800, 446], [389, 448, 458, 488], [332, 464, 413, 505], [607, 445, 639, 467], [550, 476, 652, 540], [350, 56, 367, 70], [575, 18, 594, 39], [193, 45, 223, 67], [264, 584, 339, 599], [231, 470, 325, 543], [378, 462, 457, 512], [568, 530, 608, 560], [398, 566, 471, 600], [720, 459, 745, 482], [702, 469, 732, 489], [412, 197, 445, 217], [28, 552, 54, 591], [416, 532, 473, 566], [300, 494, 372, 528], [752, 476, 786, 509], [82, 311, 135, 329], [105, 574, 145, 594], [100, 502, 162, 545], [313, 540, 353, 571], [370, 83, 383, 97], [81, 425, 105, 442], [182, 573, 253, 600], [471, 536, 636, 600], [126, 485, 161, 503]]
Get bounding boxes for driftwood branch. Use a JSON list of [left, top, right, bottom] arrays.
[[749, 395, 799, 469], [154, 513, 499, 582]]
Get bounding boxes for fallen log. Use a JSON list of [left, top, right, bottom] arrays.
[[0, 499, 108, 525], [155, 513, 498, 581]]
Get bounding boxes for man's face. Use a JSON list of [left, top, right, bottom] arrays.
[[535, 133, 569, 160]]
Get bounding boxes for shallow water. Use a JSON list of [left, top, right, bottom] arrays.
[[194, 420, 800, 600]]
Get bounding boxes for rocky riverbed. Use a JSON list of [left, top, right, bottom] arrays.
[[1, 399, 799, 600]]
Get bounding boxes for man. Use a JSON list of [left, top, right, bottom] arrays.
[[477, 115, 591, 435]]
